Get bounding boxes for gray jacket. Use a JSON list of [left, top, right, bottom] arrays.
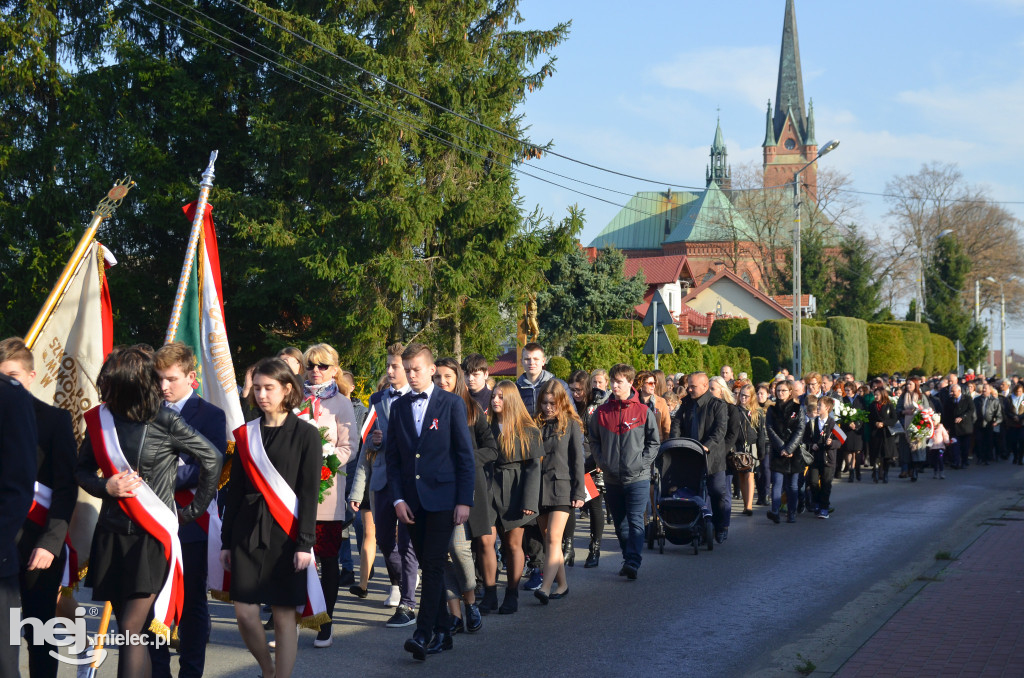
[[347, 387, 407, 502]]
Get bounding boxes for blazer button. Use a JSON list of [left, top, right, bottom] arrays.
[[415, 474, 420, 479], [416, 454, 420, 458]]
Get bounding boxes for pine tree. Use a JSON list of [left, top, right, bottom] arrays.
[[830, 226, 883, 320], [925, 234, 987, 366]]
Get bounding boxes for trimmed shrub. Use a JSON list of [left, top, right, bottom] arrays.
[[750, 319, 794, 375], [546, 356, 571, 382], [664, 338, 705, 375], [802, 318, 827, 328], [882, 321, 931, 373], [802, 325, 836, 376], [602, 319, 647, 338], [751, 356, 772, 383], [707, 318, 752, 349], [565, 334, 629, 373], [867, 324, 908, 376], [827, 316, 869, 381], [931, 334, 958, 374]]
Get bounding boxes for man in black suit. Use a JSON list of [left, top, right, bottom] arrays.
[[1, 338, 77, 678], [386, 343, 475, 660], [151, 342, 227, 678], [0, 352, 38, 678], [943, 383, 975, 469]]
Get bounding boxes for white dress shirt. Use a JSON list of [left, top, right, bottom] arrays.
[[411, 382, 435, 436], [165, 391, 193, 414]]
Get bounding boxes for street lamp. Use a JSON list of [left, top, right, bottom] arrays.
[[792, 139, 839, 378], [916, 228, 955, 323], [983, 274, 1020, 377]]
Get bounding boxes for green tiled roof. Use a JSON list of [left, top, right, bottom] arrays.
[[664, 181, 752, 243], [587, 191, 698, 250]]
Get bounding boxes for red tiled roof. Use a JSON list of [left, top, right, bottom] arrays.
[[490, 348, 517, 376], [682, 268, 793, 318], [622, 254, 688, 285], [771, 294, 813, 308]]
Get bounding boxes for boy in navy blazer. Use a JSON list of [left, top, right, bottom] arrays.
[[151, 343, 227, 678], [386, 343, 475, 660]]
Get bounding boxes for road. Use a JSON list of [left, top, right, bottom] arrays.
[[31, 463, 1024, 677]]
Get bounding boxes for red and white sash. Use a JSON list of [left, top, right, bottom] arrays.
[[25, 482, 79, 589], [233, 419, 328, 628], [84, 405, 184, 639], [173, 489, 226, 596]]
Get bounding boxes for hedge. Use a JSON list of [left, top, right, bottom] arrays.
[[867, 324, 908, 376], [750, 319, 794, 374], [751, 356, 772, 383], [707, 318, 752, 349], [827, 316, 869, 381], [931, 334, 958, 374], [546, 356, 571, 382], [565, 334, 629, 373], [802, 325, 836, 376], [882, 321, 932, 373]]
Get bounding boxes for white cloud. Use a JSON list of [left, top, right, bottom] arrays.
[[650, 46, 778, 109]]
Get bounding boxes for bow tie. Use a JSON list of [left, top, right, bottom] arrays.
[[411, 392, 428, 401], [389, 389, 403, 399]]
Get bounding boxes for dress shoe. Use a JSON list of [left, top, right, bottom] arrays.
[[449, 616, 464, 635], [548, 588, 570, 600], [403, 630, 430, 661], [534, 589, 549, 605], [767, 511, 781, 524], [313, 624, 333, 648], [464, 603, 482, 633], [477, 586, 499, 615], [584, 548, 600, 568], [742, 508, 753, 516], [498, 589, 518, 614], [349, 585, 368, 599], [715, 528, 728, 544], [426, 630, 453, 655], [622, 562, 638, 580]]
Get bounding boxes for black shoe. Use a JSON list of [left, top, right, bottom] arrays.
[[534, 589, 549, 605], [787, 515, 796, 523], [449, 616, 464, 635], [848, 474, 855, 483], [715, 528, 728, 544], [349, 585, 368, 599], [622, 562, 638, 580], [338, 567, 355, 587], [478, 586, 499, 615], [563, 539, 575, 567], [767, 511, 780, 524], [403, 630, 430, 661], [618, 562, 629, 577], [548, 588, 570, 600], [386, 605, 416, 628], [426, 630, 453, 655], [584, 546, 600, 568], [498, 589, 518, 614], [742, 509, 753, 516], [464, 603, 482, 633]]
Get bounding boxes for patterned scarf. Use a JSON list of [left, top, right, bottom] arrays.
[[304, 379, 339, 401]]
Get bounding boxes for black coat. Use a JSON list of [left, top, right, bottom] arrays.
[[737, 407, 768, 460], [943, 396, 975, 437], [868, 401, 900, 462], [538, 419, 586, 507], [839, 395, 865, 452], [766, 399, 805, 475], [18, 397, 77, 569], [975, 395, 1002, 430], [489, 423, 543, 530], [1004, 394, 1024, 429], [0, 377, 37, 578], [466, 407, 499, 539], [77, 407, 222, 536], [670, 390, 729, 474], [722, 403, 743, 458], [804, 417, 842, 468]]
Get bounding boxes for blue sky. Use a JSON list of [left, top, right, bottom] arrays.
[[513, 0, 1024, 354]]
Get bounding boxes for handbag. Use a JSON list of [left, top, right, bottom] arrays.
[[727, 450, 755, 472], [799, 445, 814, 466], [887, 421, 905, 436]]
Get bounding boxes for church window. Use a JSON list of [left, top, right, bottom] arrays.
[[785, 138, 796, 150]]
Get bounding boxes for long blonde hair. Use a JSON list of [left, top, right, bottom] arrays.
[[739, 383, 764, 427], [534, 379, 583, 437], [488, 380, 539, 461]]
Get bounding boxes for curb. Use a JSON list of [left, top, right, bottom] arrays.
[[809, 488, 1024, 676]]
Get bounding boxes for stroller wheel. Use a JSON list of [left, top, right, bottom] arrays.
[[705, 520, 714, 552]]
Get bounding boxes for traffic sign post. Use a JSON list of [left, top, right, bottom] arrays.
[[642, 290, 675, 370]]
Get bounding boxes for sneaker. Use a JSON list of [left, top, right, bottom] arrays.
[[618, 562, 629, 577], [817, 510, 829, 519], [622, 562, 638, 580], [385, 585, 401, 608], [313, 625, 333, 648], [786, 515, 796, 524], [940, 473, 946, 479], [522, 569, 543, 591], [715, 528, 728, 544], [385, 605, 416, 628]]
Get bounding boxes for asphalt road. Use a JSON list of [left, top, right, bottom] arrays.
[[32, 462, 1024, 677]]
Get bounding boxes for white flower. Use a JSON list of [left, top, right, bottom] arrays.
[[323, 443, 334, 458]]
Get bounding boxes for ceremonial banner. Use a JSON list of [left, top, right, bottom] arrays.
[[166, 200, 245, 443]]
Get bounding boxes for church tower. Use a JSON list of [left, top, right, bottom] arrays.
[[706, 116, 731, 191], [762, 0, 820, 200]]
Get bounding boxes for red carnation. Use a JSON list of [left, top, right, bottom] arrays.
[[321, 465, 331, 481]]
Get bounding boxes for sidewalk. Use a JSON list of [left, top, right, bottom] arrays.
[[833, 498, 1024, 678]]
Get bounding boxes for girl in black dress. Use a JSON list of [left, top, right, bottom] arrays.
[[869, 385, 900, 483], [488, 381, 543, 614], [77, 346, 221, 678], [220, 358, 322, 678], [533, 380, 585, 604]]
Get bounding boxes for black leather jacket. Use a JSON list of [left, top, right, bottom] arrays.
[[76, 407, 222, 536]]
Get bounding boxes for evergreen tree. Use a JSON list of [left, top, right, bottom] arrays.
[[536, 244, 646, 353], [830, 226, 883, 320], [924, 234, 987, 366]]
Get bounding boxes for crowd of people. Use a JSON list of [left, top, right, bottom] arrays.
[[2, 332, 1021, 678]]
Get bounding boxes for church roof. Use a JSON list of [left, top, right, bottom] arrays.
[[712, 117, 726, 153], [587, 190, 698, 251], [773, 0, 807, 143], [664, 181, 752, 243], [622, 253, 690, 286]]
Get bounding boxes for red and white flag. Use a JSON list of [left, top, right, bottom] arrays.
[[832, 425, 848, 446], [583, 472, 600, 502], [359, 408, 378, 445]]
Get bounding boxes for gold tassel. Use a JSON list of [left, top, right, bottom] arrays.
[[149, 619, 171, 640], [218, 456, 233, 490], [296, 611, 331, 630], [209, 589, 232, 603]]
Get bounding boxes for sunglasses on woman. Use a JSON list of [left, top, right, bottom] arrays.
[[307, 362, 332, 371]]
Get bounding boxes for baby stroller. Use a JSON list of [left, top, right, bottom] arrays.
[[647, 437, 713, 555]]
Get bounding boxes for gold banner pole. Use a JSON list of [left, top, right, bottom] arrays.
[[165, 151, 218, 344], [24, 177, 135, 349]]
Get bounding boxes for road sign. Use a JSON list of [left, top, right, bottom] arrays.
[[643, 325, 675, 356], [642, 290, 674, 327], [641, 290, 675, 369]]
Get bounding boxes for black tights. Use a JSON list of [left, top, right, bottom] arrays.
[[584, 495, 604, 543], [112, 594, 156, 678]]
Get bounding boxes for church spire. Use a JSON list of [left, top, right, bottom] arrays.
[[762, 100, 776, 147], [707, 114, 731, 190], [773, 0, 806, 142]]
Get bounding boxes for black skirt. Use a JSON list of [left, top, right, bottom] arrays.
[[86, 527, 168, 601]]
